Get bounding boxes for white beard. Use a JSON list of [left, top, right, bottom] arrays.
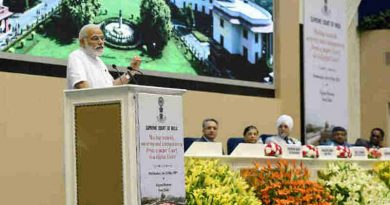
[[280, 133, 288, 138], [85, 45, 104, 57]]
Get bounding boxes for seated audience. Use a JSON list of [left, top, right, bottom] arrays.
[[197, 118, 225, 154], [355, 128, 384, 148], [197, 118, 219, 142], [265, 114, 301, 145], [320, 126, 351, 147], [243, 125, 262, 144]]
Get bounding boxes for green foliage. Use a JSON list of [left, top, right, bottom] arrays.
[[18, 39, 26, 49], [359, 10, 390, 31], [256, 53, 272, 73], [182, 6, 195, 30], [27, 31, 36, 41], [140, 0, 172, 56], [3, 0, 40, 13], [168, 4, 194, 29], [253, 0, 273, 14], [60, 0, 102, 34]]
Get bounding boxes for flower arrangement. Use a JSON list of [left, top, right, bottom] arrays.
[[264, 142, 282, 157], [373, 161, 390, 189], [368, 148, 382, 159], [318, 162, 390, 205], [242, 160, 333, 205], [185, 158, 261, 205], [336, 145, 352, 158], [302, 145, 319, 158]]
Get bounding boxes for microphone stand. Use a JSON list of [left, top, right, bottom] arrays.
[[112, 64, 126, 85], [127, 66, 143, 85]]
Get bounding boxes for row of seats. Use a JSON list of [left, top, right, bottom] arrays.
[[184, 134, 274, 155]]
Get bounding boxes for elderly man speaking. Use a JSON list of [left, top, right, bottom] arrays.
[[67, 24, 142, 89], [265, 114, 301, 145]]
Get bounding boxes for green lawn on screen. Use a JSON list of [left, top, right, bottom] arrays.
[[12, 0, 196, 75], [95, 0, 141, 22]]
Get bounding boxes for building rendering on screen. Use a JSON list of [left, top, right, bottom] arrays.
[[170, 0, 273, 64]]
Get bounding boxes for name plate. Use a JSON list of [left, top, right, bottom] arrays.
[[380, 148, 390, 160], [230, 143, 265, 157], [184, 142, 223, 156], [350, 147, 367, 159], [282, 144, 302, 158], [318, 146, 337, 159]]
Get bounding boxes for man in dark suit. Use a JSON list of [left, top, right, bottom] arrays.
[[355, 128, 385, 148], [198, 118, 219, 142]]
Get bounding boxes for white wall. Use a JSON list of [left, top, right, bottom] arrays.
[[244, 31, 262, 64], [172, 0, 213, 14]]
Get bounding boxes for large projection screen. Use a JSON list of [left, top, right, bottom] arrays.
[[0, 0, 274, 91]]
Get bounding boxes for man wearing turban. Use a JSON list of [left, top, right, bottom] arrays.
[[265, 114, 301, 145]]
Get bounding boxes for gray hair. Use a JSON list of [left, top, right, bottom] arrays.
[[202, 118, 218, 128], [78, 24, 101, 40]]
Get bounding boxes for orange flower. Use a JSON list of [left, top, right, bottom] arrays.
[[241, 160, 334, 205]]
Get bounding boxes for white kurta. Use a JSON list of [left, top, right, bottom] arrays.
[[66, 48, 114, 89]]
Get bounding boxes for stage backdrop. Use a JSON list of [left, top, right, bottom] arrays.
[[303, 0, 348, 145]]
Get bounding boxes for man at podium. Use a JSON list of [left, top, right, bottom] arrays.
[[66, 24, 142, 89]]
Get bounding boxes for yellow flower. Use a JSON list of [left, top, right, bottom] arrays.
[[185, 158, 261, 205]]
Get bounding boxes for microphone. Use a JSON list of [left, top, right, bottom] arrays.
[[112, 64, 125, 85], [127, 66, 144, 75], [128, 69, 139, 85], [112, 64, 120, 77], [126, 66, 141, 84]]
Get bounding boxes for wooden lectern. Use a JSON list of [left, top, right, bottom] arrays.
[[64, 85, 186, 205]]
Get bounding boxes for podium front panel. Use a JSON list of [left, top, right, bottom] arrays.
[[64, 85, 186, 205], [75, 103, 123, 205]]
